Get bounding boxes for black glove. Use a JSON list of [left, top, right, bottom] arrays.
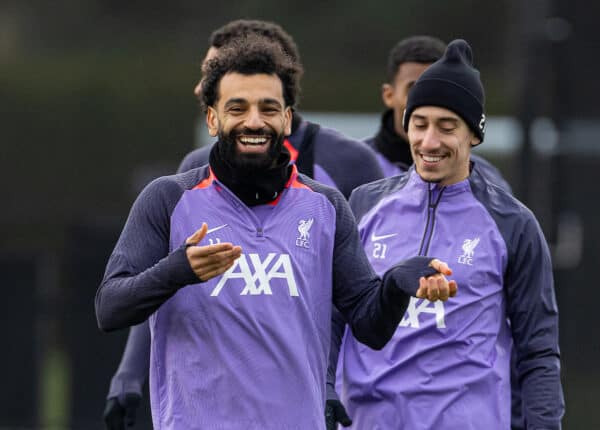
[[103, 393, 141, 430], [325, 399, 352, 429]]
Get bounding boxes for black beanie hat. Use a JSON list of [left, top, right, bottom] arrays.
[[402, 39, 486, 142]]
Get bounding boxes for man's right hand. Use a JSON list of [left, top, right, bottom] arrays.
[[103, 393, 141, 430], [325, 399, 353, 429], [185, 223, 242, 281]]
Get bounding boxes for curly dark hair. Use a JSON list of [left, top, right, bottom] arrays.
[[209, 19, 301, 64], [201, 34, 302, 112], [387, 35, 446, 82]]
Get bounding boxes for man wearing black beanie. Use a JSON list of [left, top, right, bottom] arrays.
[[333, 39, 565, 429]]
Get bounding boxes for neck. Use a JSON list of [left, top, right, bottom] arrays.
[[374, 109, 413, 167], [209, 143, 292, 206]]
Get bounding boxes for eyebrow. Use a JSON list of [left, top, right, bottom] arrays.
[[223, 98, 283, 109], [412, 114, 459, 124]]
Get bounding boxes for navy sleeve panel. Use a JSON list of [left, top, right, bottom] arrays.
[[300, 175, 433, 350], [470, 153, 513, 194], [348, 173, 411, 225], [107, 321, 151, 400], [326, 307, 346, 401], [95, 167, 209, 332], [469, 169, 565, 429], [176, 144, 213, 173], [313, 127, 384, 199]]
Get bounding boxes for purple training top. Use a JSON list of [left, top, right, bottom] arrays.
[[96, 163, 437, 429]]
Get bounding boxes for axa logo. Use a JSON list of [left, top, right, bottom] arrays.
[[458, 237, 480, 265], [399, 297, 446, 329], [296, 218, 314, 248], [211, 253, 299, 297]]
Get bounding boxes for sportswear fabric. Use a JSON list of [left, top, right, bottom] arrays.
[[95, 161, 437, 429], [333, 165, 564, 429]]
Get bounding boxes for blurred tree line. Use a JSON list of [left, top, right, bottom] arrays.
[[1, 0, 599, 428]]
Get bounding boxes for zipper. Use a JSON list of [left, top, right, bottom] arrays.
[[418, 183, 446, 255], [212, 178, 267, 238]]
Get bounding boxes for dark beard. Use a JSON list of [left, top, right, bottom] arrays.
[[217, 127, 284, 171]]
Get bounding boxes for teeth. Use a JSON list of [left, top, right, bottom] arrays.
[[422, 155, 443, 162], [240, 137, 268, 144]]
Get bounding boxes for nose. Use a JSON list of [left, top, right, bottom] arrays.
[[244, 106, 265, 130], [420, 125, 440, 151]]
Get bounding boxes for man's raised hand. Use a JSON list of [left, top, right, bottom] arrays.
[[185, 223, 242, 281], [416, 258, 458, 302]]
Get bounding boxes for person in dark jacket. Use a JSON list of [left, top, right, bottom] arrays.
[[331, 39, 564, 430], [103, 20, 384, 430], [96, 34, 455, 430]]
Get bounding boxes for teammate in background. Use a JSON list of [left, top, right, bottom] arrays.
[[325, 35, 522, 430], [332, 39, 564, 429], [95, 34, 456, 429], [365, 35, 511, 193], [103, 19, 382, 429]]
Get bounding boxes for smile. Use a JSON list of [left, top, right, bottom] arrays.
[[421, 154, 444, 162], [239, 136, 269, 145]]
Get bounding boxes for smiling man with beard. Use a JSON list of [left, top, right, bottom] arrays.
[[95, 35, 458, 429], [205, 70, 293, 205], [103, 20, 386, 430]]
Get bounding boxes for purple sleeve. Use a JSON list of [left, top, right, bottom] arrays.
[[95, 175, 201, 332], [107, 321, 151, 401]]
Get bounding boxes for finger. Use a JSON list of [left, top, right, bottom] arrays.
[[187, 242, 235, 258], [192, 252, 240, 275], [426, 277, 439, 301], [438, 277, 450, 301], [429, 258, 452, 276], [186, 223, 208, 245], [200, 259, 237, 281], [449, 280, 458, 297], [189, 246, 241, 267], [416, 277, 427, 299]]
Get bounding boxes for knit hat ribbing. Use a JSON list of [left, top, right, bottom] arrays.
[[402, 39, 486, 142]]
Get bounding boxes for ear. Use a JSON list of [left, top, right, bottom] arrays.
[[283, 107, 293, 136], [382, 83, 395, 109], [206, 107, 219, 137], [470, 135, 481, 147]]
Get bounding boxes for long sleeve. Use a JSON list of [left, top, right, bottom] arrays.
[[95, 176, 200, 332], [326, 185, 435, 350], [107, 321, 151, 400], [505, 211, 565, 429], [326, 307, 346, 400]]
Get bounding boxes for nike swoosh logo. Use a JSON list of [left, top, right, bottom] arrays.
[[207, 224, 228, 234], [370, 232, 397, 242]]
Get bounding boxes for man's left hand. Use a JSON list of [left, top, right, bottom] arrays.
[[416, 258, 458, 301]]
